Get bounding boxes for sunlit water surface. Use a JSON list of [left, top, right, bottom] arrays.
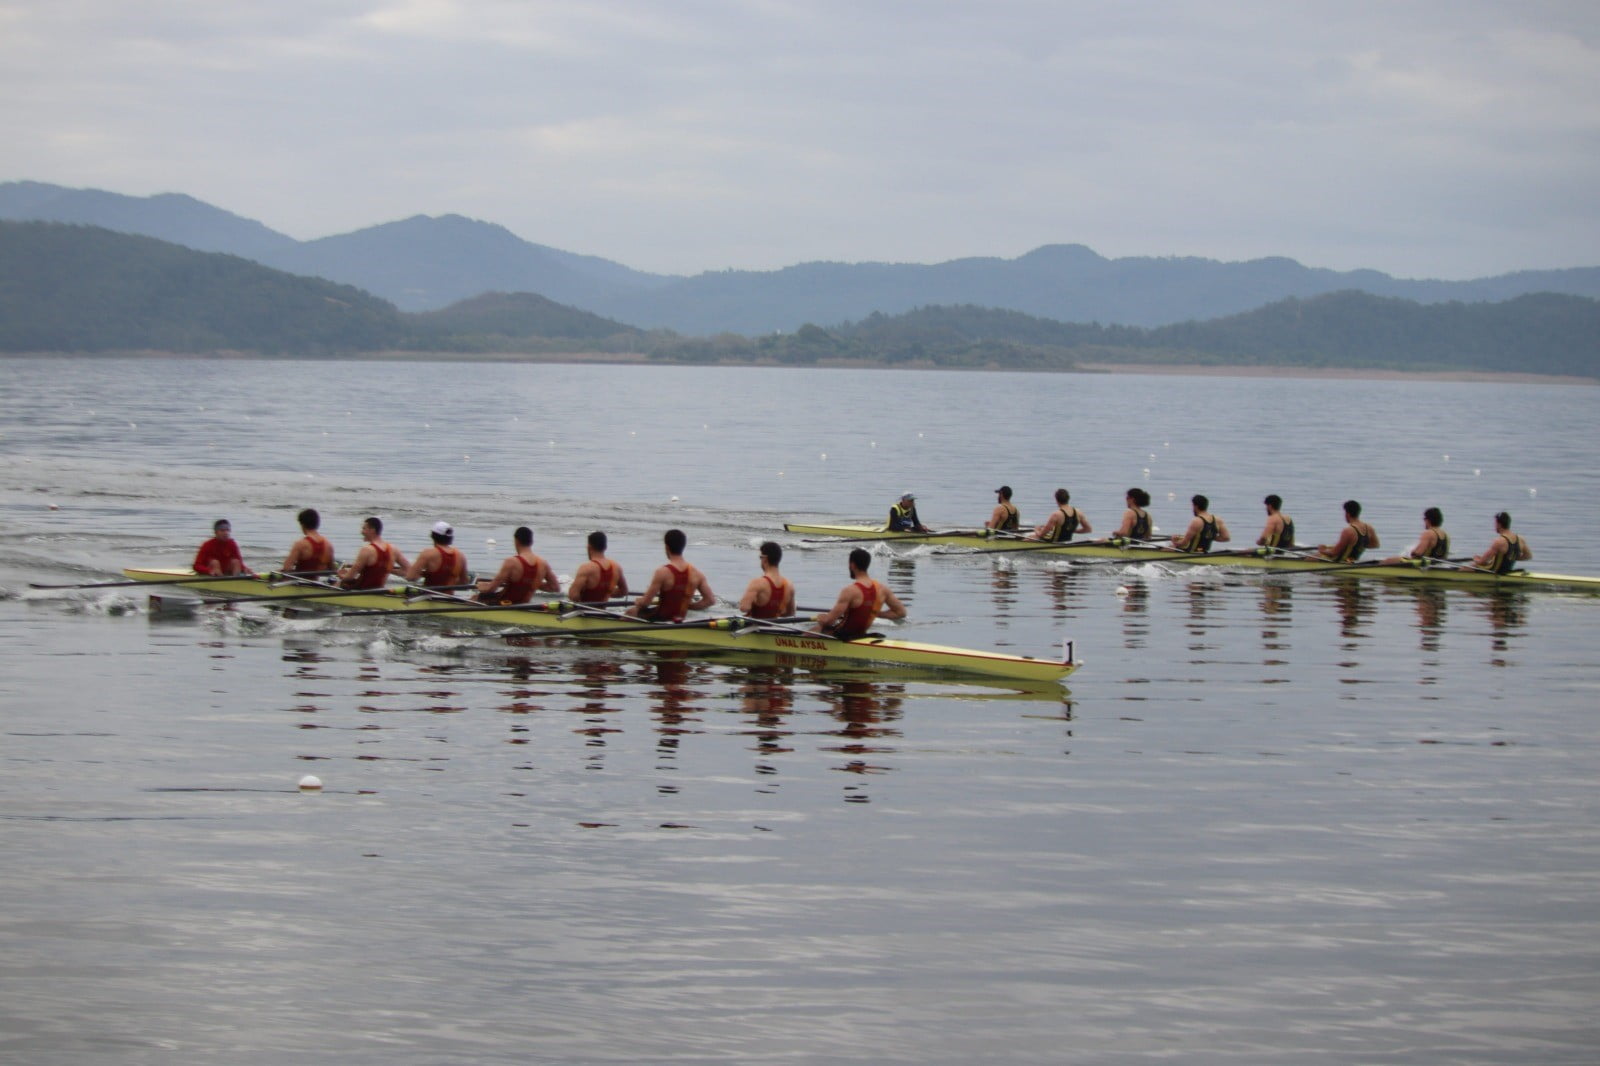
[[2, 358, 1598, 1063]]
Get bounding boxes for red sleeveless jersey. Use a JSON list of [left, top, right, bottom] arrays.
[[349, 542, 393, 589], [291, 533, 334, 573], [834, 579, 882, 639], [575, 559, 618, 604], [424, 546, 466, 588], [501, 554, 540, 603], [651, 563, 692, 622], [747, 575, 792, 619]]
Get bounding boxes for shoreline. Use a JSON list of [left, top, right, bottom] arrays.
[[1073, 362, 1598, 385], [4, 350, 1593, 384]]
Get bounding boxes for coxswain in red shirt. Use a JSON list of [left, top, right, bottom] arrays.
[[282, 508, 336, 575], [739, 541, 796, 620], [405, 521, 469, 588], [476, 526, 560, 605], [568, 530, 629, 604], [626, 529, 716, 622], [193, 518, 250, 576], [338, 516, 406, 589], [811, 547, 907, 640]]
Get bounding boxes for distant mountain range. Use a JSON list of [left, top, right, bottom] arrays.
[[4, 219, 1596, 378], [6, 180, 1599, 333]]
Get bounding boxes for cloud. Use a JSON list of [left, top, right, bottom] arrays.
[[2, 0, 1596, 278]]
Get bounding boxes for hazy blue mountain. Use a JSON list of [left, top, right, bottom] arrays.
[[0, 180, 297, 258], [592, 245, 1600, 333], [8, 181, 1600, 332], [255, 214, 674, 312]]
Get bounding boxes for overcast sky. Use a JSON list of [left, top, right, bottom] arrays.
[[3, 1, 1596, 278]]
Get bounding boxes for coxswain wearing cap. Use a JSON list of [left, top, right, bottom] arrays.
[[740, 541, 796, 620], [626, 529, 716, 622], [476, 526, 559, 605], [193, 518, 250, 576], [1115, 488, 1153, 543], [568, 531, 629, 604], [1472, 511, 1532, 574], [338, 516, 407, 589], [282, 508, 335, 575], [1256, 495, 1296, 551], [1316, 500, 1380, 562], [886, 492, 928, 533], [1030, 488, 1091, 542], [811, 548, 907, 640], [986, 486, 1020, 533], [406, 521, 469, 588], [1171, 494, 1230, 552]]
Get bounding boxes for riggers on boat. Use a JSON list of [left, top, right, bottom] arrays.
[[782, 524, 1600, 592], [119, 569, 1079, 683]]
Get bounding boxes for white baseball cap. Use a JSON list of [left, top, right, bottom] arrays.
[[431, 521, 453, 537]]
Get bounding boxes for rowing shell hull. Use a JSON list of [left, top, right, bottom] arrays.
[[784, 524, 1600, 591], [120, 569, 1077, 683]]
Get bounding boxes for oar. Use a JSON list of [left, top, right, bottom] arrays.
[[250, 581, 480, 605], [29, 570, 335, 590], [968, 535, 1165, 558], [797, 528, 984, 544], [337, 597, 634, 619]]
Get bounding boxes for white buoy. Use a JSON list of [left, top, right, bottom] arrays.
[[1529, 487, 1537, 497], [1115, 586, 1130, 598], [1167, 492, 1175, 500], [298, 775, 322, 791], [820, 452, 827, 460], [486, 538, 497, 546], [1143, 468, 1150, 477], [48, 503, 59, 511], [1474, 469, 1481, 476], [670, 495, 679, 503]]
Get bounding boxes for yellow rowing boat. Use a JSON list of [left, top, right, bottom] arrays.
[[120, 569, 1078, 683], [784, 524, 1600, 592]]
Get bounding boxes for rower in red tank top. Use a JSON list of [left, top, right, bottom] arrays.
[[627, 529, 715, 623], [282, 508, 336, 575], [476, 527, 561, 605], [812, 548, 907, 640], [338, 516, 406, 589], [569, 531, 629, 604], [740, 541, 796, 620], [406, 521, 469, 589]]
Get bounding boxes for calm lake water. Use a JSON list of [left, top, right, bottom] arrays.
[[3, 357, 1598, 1064]]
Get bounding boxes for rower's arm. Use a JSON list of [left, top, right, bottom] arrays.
[[738, 576, 765, 614], [691, 571, 716, 610], [626, 568, 668, 617], [1214, 518, 1231, 543], [538, 561, 561, 593], [812, 587, 857, 630], [478, 557, 516, 592], [1076, 512, 1092, 535], [878, 585, 908, 621], [403, 550, 428, 583]]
